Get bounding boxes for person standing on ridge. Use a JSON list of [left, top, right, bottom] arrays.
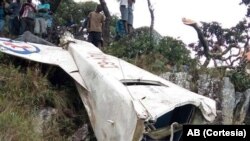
[[34, 0, 50, 37], [128, 0, 135, 33], [19, 0, 36, 34], [120, 0, 128, 34], [7, 0, 21, 36], [87, 4, 105, 48]]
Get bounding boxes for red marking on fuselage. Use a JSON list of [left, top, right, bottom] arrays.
[[89, 52, 119, 68], [4, 42, 30, 49]]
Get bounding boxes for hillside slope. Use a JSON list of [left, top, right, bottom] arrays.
[[0, 59, 95, 141]]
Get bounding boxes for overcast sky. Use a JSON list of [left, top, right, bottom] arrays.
[[74, 0, 246, 44]]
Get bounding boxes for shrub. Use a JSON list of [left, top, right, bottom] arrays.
[[104, 27, 194, 74]]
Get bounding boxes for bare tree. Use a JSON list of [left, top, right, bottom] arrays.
[[146, 0, 154, 37], [182, 18, 249, 69], [99, 0, 111, 46]]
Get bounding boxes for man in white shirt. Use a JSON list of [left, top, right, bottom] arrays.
[[120, 0, 128, 34]]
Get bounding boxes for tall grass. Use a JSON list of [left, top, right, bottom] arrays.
[[0, 60, 91, 141]]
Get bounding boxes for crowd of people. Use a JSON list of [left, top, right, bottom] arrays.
[[0, 0, 136, 49], [0, 0, 51, 37]]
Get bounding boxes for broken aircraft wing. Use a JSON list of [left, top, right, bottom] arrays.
[[0, 37, 216, 141], [0, 37, 86, 88]]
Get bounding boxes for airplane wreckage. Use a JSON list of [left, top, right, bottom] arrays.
[[0, 32, 216, 141]]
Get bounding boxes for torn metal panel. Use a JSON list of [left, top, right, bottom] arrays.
[[67, 40, 216, 140], [0, 36, 217, 141], [0, 37, 87, 88]]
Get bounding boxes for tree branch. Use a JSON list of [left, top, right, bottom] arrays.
[[182, 18, 210, 58]]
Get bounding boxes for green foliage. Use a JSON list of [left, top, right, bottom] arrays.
[[109, 33, 152, 58], [110, 15, 120, 38], [104, 27, 195, 74], [0, 63, 89, 140], [229, 71, 250, 92], [0, 109, 40, 141], [54, 0, 98, 25], [0, 52, 3, 60], [156, 37, 192, 66]]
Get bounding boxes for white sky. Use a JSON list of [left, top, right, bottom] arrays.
[[74, 0, 246, 44]]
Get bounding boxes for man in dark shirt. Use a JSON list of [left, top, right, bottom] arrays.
[[8, 0, 21, 36]]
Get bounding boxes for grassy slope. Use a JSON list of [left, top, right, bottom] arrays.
[[0, 59, 94, 141]]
